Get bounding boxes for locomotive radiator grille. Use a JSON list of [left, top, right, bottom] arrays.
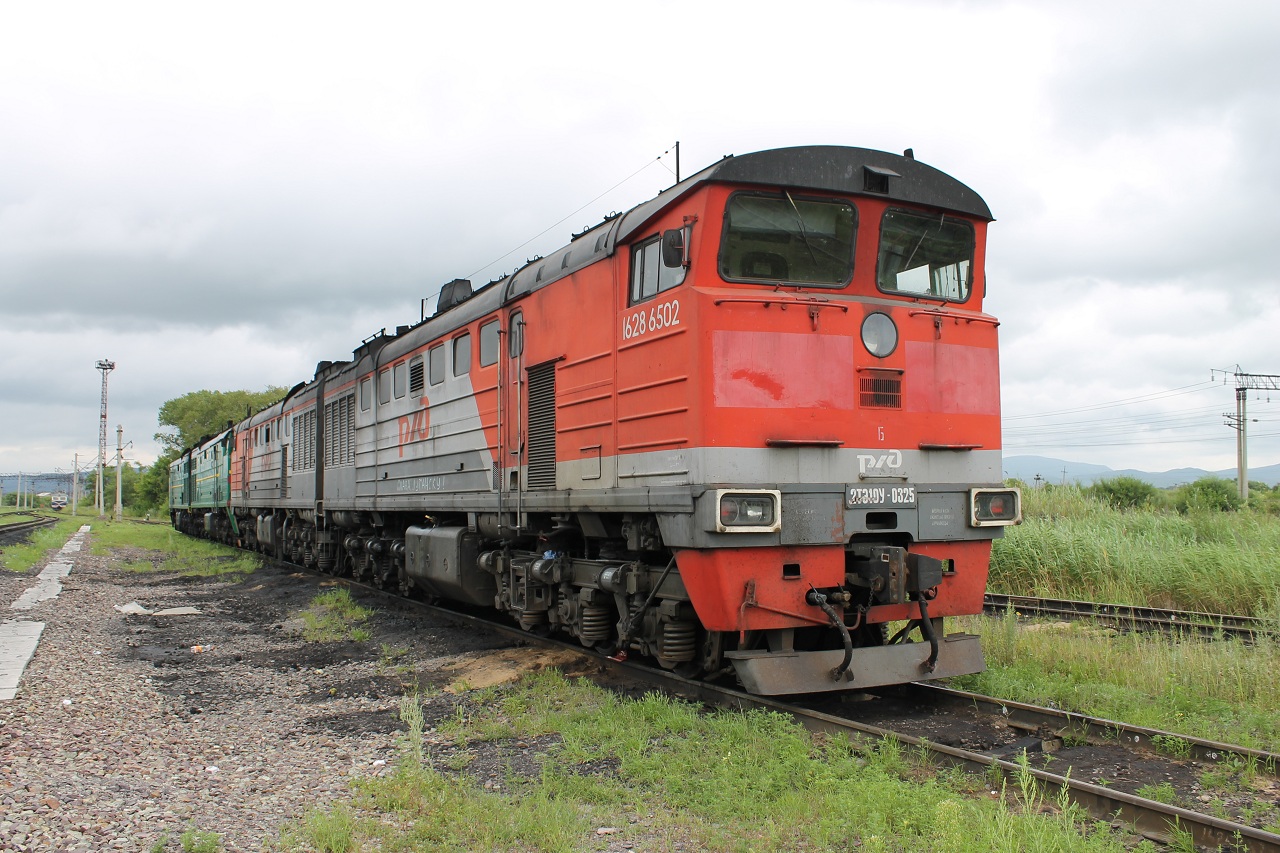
[[859, 371, 902, 409], [526, 362, 557, 490]]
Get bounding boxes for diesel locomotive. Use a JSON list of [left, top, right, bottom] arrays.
[[170, 145, 1020, 695]]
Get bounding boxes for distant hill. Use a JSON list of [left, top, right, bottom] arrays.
[[1003, 456, 1280, 489]]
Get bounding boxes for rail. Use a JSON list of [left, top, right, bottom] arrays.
[[985, 593, 1271, 640]]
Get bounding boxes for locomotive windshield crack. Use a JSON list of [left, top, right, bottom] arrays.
[[169, 145, 1022, 696]]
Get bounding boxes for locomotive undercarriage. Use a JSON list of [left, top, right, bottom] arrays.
[[176, 503, 971, 693]]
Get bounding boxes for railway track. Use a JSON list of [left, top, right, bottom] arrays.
[[276, 559, 1280, 852], [985, 592, 1272, 640], [0, 513, 58, 543]]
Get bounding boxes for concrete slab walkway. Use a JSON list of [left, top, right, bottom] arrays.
[[0, 524, 90, 700]]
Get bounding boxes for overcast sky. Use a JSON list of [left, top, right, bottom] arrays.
[[2, 0, 1278, 482]]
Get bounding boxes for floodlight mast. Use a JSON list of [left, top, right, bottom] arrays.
[[96, 360, 115, 517]]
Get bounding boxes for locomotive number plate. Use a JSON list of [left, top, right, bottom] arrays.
[[845, 485, 916, 508]]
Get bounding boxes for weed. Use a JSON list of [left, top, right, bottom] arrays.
[[179, 828, 221, 853], [298, 588, 373, 643], [299, 804, 356, 853], [148, 833, 171, 853], [1134, 781, 1177, 804], [1151, 734, 1191, 760]]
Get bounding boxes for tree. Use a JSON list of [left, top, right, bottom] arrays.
[[154, 387, 288, 454], [1174, 477, 1242, 513], [1087, 476, 1157, 510], [138, 387, 288, 513], [84, 463, 145, 513]]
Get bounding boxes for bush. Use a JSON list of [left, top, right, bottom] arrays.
[[1087, 476, 1157, 510], [1174, 477, 1242, 513]]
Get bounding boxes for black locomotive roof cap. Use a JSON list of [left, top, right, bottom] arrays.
[[615, 145, 993, 245]]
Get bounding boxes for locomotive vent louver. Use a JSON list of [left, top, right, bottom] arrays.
[[863, 164, 899, 195], [859, 370, 902, 409], [526, 362, 557, 490]]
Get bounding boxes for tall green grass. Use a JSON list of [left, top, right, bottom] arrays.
[[991, 486, 1280, 617], [956, 610, 1280, 750]]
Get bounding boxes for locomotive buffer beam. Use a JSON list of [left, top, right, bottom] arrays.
[[724, 633, 984, 696]]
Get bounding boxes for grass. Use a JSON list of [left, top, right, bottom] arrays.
[[298, 588, 374, 643], [87, 519, 259, 577], [0, 517, 86, 572], [278, 670, 1155, 853], [953, 609, 1280, 751], [990, 485, 1280, 618]]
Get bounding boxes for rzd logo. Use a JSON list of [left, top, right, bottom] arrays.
[[857, 449, 904, 476], [398, 409, 430, 457]]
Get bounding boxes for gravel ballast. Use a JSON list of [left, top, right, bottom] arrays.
[[0, 525, 533, 851]]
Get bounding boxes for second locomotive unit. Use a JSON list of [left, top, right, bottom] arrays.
[[171, 145, 1020, 695]]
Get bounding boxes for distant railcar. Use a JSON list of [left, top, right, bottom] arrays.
[[170, 146, 1020, 695], [51, 492, 68, 510]]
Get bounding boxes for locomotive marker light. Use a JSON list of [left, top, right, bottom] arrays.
[[714, 489, 781, 533], [860, 312, 899, 358], [969, 487, 1023, 527]]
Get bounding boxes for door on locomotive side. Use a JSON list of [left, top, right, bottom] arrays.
[[501, 309, 526, 496], [614, 222, 694, 485]]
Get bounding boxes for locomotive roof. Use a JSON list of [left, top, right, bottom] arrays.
[[503, 145, 991, 302]]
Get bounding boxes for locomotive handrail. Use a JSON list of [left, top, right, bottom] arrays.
[[712, 295, 849, 311], [765, 438, 844, 447], [907, 308, 999, 326]]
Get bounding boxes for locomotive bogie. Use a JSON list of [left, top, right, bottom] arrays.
[[170, 145, 1020, 695]]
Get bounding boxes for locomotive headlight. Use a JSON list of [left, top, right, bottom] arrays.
[[861, 312, 898, 358], [970, 487, 1023, 527], [713, 489, 781, 533]]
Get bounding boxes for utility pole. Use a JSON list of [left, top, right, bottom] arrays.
[[96, 359, 115, 517], [1218, 366, 1280, 503], [114, 425, 124, 521]]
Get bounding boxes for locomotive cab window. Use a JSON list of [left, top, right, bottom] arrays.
[[378, 369, 391, 405], [360, 378, 371, 411], [630, 234, 686, 304], [876, 209, 974, 301], [453, 333, 471, 376], [719, 193, 855, 287]]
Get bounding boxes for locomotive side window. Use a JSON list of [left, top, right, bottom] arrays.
[[359, 378, 371, 411], [508, 312, 524, 357], [629, 235, 686, 304], [429, 345, 445, 385], [393, 362, 407, 398], [876, 209, 974, 302], [378, 369, 391, 405], [479, 321, 500, 366], [453, 333, 471, 376], [719, 193, 855, 287]]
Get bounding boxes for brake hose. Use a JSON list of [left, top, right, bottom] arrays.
[[917, 595, 939, 673], [807, 589, 853, 682]]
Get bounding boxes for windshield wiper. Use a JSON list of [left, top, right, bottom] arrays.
[[785, 191, 818, 265]]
